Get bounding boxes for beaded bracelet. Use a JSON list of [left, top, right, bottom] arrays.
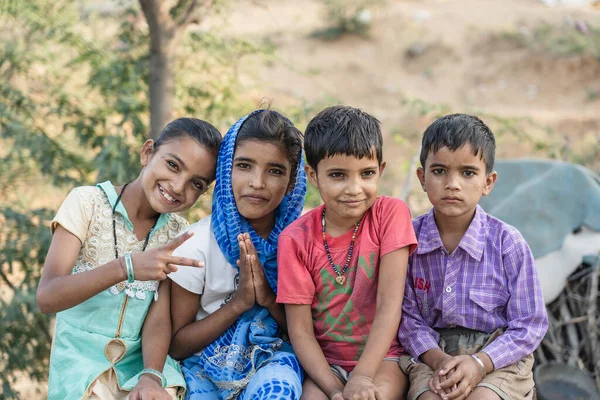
[[140, 368, 167, 388], [471, 354, 487, 377], [124, 253, 135, 283]]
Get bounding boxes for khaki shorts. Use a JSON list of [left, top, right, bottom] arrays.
[[399, 328, 535, 400]]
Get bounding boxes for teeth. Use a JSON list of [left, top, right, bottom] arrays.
[[159, 187, 176, 202]]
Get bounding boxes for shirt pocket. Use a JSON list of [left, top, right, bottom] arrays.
[[469, 286, 509, 312]]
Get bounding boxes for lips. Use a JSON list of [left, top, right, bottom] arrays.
[[341, 199, 365, 207], [442, 196, 462, 203], [241, 194, 268, 204]]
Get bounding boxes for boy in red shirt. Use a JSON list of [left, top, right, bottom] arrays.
[[277, 105, 417, 399]]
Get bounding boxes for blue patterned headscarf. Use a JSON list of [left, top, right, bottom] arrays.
[[198, 110, 306, 399]]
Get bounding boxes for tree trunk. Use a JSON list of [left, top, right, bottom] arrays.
[[139, 0, 200, 139], [148, 33, 175, 140]]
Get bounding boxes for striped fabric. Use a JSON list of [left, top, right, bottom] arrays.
[[398, 205, 548, 369]]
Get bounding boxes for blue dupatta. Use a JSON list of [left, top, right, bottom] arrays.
[[197, 110, 306, 399]]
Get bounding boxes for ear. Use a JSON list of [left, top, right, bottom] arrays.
[[416, 167, 426, 192], [379, 161, 387, 177], [140, 139, 155, 167], [305, 164, 319, 190], [482, 170, 498, 196]]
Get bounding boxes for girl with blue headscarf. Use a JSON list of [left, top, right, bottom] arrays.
[[168, 110, 306, 399]]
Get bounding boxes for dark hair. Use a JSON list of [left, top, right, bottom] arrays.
[[154, 117, 222, 157], [236, 110, 303, 180], [304, 105, 383, 169], [420, 114, 496, 173]]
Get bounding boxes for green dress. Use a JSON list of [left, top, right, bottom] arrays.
[[47, 182, 186, 399]]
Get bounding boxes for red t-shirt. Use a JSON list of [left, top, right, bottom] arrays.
[[277, 196, 417, 368]]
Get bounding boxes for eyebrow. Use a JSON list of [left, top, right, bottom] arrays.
[[167, 153, 211, 184], [429, 162, 481, 170], [234, 156, 289, 171]]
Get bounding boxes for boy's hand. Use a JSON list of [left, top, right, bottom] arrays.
[[242, 234, 277, 308], [429, 367, 457, 397], [435, 355, 485, 399], [329, 391, 344, 400], [343, 374, 382, 400], [232, 234, 256, 313]]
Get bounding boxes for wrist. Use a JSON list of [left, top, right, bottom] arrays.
[[118, 257, 127, 281], [140, 368, 167, 388]]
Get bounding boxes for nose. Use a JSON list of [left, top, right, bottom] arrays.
[[445, 173, 460, 191], [248, 170, 266, 190], [345, 176, 362, 196], [170, 178, 186, 196]]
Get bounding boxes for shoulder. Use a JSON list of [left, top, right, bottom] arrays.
[[60, 185, 107, 213], [68, 185, 105, 202], [372, 196, 410, 213], [167, 212, 190, 232], [185, 215, 213, 238], [480, 210, 528, 253], [281, 207, 319, 239], [369, 196, 411, 224]]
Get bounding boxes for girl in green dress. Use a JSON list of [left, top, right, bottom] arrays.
[[37, 118, 222, 400]]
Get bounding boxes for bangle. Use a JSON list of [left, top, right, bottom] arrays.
[[118, 257, 127, 281], [140, 368, 167, 388], [124, 253, 135, 283], [471, 354, 486, 377]]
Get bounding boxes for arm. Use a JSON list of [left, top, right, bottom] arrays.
[[170, 239, 256, 360], [37, 228, 201, 314], [286, 304, 345, 398], [397, 269, 443, 369], [342, 247, 409, 399], [133, 280, 174, 395], [170, 281, 248, 360], [37, 226, 127, 314], [475, 238, 548, 370]]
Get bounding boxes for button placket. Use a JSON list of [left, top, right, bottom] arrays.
[[442, 252, 460, 325]]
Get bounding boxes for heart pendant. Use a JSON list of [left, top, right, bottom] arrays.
[[335, 275, 346, 285]]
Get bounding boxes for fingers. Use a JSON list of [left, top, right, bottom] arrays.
[[165, 230, 194, 250], [446, 381, 472, 400], [166, 256, 204, 268], [439, 358, 460, 375]]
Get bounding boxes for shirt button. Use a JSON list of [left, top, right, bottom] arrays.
[[445, 286, 452, 293]]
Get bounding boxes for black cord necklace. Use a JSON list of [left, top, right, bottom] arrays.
[[112, 183, 159, 259]]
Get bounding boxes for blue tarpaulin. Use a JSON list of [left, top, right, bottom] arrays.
[[479, 159, 600, 259]]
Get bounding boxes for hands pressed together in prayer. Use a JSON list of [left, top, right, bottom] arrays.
[[231, 233, 276, 313], [429, 355, 486, 400]]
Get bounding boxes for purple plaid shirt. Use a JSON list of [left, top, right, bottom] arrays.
[[398, 205, 548, 369]]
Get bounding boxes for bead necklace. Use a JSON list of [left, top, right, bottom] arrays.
[[321, 208, 362, 285]]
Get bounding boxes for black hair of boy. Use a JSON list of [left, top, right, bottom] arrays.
[[304, 105, 383, 169], [420, 114, 496, 174]]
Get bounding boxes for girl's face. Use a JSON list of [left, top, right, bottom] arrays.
[[231, 140, 293, 229], [140, 136, 217, 214]]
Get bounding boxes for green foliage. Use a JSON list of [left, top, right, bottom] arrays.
[[0, 0, 271, 397], [312, 0, 384, 40]]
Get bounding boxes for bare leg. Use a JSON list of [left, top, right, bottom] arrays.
[[301, 374, 344, 400], [467, 387, 501, 400], [373, 360, 409, 400]]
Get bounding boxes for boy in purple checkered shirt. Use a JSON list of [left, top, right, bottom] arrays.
[[398, 114, 548, 400]]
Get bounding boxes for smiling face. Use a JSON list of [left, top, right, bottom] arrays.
[[231, 140, 293, 233], [417, 144, 497, 227], [139, 136, 217, 214], [306, 149, 385, 232]]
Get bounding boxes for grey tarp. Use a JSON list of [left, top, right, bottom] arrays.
[[479, 159, 600, 259]]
